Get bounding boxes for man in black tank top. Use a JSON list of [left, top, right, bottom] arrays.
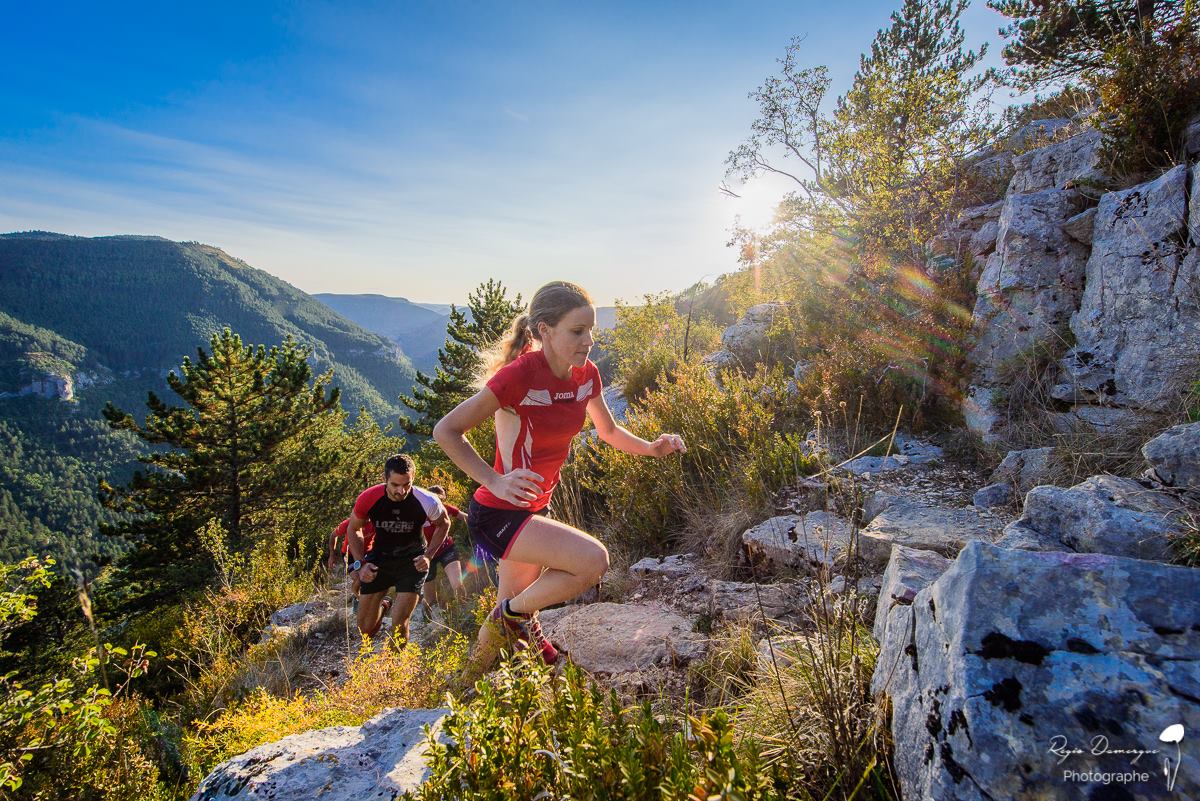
[[347, 454, 448, 646]]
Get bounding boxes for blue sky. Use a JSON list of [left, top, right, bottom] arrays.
[[0, 1, 1021, 305]]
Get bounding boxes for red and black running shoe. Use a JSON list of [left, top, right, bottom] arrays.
[[492, 600, 559, 665]]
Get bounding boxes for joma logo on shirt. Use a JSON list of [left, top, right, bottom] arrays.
[[554, 391, 575, 400]]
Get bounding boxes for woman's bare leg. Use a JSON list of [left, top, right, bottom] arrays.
[[501, 516, 608, 615]]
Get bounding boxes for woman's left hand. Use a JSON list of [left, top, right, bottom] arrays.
[[650, 433, 686, 457]]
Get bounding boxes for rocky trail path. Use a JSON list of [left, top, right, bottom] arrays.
[[195, 419, 1200, 801]]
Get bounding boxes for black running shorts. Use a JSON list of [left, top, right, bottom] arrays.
[[425, 546, 460, 582], [358, 557, 427, 595], [468, 498, 549, 560]]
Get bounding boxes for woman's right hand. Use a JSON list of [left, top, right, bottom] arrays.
[[485, 468, 544, 507]]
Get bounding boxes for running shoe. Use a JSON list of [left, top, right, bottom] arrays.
[[491, 600, 558, 665]]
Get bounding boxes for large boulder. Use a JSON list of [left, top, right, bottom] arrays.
[[1007, 127, 1104, 194], [969, 187, 1091, 387], [742, 512, 890, 574], [1143, 421, 1200, 496], [190, 708, 447, 801], [1053, 164, 1200, 420], [538, 602, 706, 673], [859, 499, 1003, 567], [998, 475, 1186, 562], [719, 302, 783, 365], [873, 541, 1200, 801]]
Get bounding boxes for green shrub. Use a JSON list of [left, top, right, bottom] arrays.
[[410, 651, 784, 801], [184, 631, 470, 782], [571, 362, 821, 561]]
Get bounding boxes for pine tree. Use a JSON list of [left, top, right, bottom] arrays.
[[400, 279, 524, 435], [100, 329, 343, 606], [827, 0, 996, 261]]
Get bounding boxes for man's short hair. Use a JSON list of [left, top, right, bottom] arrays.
[[427, 485, 447, 498], [384, 454, 415, 478]]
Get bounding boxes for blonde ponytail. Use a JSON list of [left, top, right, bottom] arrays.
[[475, 281, 592, 386]]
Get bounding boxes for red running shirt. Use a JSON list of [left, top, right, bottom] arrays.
[[336, 517, 377, 554], [474, 350, 602, 512]]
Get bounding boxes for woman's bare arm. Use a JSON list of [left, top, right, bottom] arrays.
[[586, 394, 686, 457]]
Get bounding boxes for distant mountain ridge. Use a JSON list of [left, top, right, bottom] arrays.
[[0, 232, 416, 419]]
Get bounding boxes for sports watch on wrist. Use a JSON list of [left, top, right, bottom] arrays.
[[349, 559, 363, 572]]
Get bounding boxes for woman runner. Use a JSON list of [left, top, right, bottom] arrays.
[[433, 280, 685, 665]]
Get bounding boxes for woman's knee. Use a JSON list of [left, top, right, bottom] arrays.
[[582, 541, 609, 584]]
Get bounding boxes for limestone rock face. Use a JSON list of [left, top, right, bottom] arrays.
[[741, 512, 890, 574], [873, 541, 1200, 801], [999, 475, 1185, 562], [871, 544, 952, 646], [990, 447, 1057, 494], [190, 708, 448, 801], [1054, 164, 1199, 419], [859, 498, 1003, 567], [969, 187, 1091, 387], [538, 602, 707, 673], [1007, 127, 1104, 193], [1142, 421, 1200, 495], [719, 302, 783, 365]]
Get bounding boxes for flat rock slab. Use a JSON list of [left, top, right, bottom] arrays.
[[874, 541, 1200, 801], [191, 707, 447, 801], [742, 512, 889, 574], [540, 602, 706, 673], [630, 553, 700, 580], [860, 499, 1002, 567]]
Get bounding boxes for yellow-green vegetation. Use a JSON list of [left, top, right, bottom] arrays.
[[0, 558, 168, 800], [410, 651, 783, 801], [184, 632, 470, 779], [599, 293, 722, 401], [570, 362, 821, 562]]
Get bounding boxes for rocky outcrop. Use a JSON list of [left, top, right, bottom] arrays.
[[1143, 421, 1200, 496], [962, 116, 1200, 439], [741, 512, 891, 574], [873, 540, 1200, 801], [537, 602, 707, 673], [703, 303, 785, 374], [998, 475, 1187, 562], [859, 498, 1003, 567], [191, 708, 448, 801], [1052, 164, 1199, 424], [1008, 127, 1105, 193], [969, 187, 1091, 387]]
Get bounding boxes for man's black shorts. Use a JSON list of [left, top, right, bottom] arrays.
[[468, 498, 549, 560], [359, 557, 427, 595], [426, 546, 460, 583]]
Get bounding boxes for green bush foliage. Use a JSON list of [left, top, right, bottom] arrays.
[[991, 0, 1200, 176], [0, 558, 166, 800], [602, 293, 721, 401], [411, 652, 784, 801], [571, 362, 820, 559]]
